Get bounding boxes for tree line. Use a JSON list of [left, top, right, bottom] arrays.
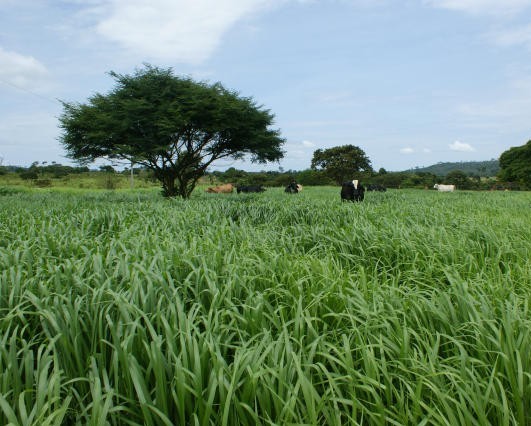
[[1, 162, 518, 191], [407, 160, 500, 177], [206, 167, 511, 190]]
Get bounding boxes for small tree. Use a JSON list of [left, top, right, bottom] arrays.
[[311, 145, 373, 184], [296, 169, 333, 186], [99, 165, 115, 173], [498, 140, 531, 189], [59, 65, 285, 198]]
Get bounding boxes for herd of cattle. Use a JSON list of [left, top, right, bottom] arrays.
[[205, 182, 303, 194], [204, 181, 456, 198]]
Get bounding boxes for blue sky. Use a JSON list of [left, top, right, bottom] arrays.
[[1, 0, 531, 172]]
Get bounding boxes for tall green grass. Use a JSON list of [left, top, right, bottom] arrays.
[[0, 187, 530, 424]]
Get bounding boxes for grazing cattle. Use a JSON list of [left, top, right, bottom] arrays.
[[341, 179, 365, 202], [366, 184, 387, 192], [433, 184, 455, 192], [206, 183, 234, 193], [285, 182, 302, 194], [236, 185, 266, 193]]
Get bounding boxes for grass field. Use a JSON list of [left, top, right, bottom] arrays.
[[0, 186, 530, 425]]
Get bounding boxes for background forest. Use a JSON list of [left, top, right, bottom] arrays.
[[0, 159, 519, 192]]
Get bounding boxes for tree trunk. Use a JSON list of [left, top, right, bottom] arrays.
[[177, 177, 196, 199], [161, 175, 178, 197], [158, 167, 201, 199]]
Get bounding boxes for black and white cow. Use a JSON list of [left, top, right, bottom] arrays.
[[366, 184, 386, 192], [236, 185, 266, 193], [341, 179, 365, 202], [285, 182, 302, 194]]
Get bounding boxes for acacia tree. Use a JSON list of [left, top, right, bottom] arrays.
[[311, 144, 373, 184], [498, 140, 531, 189], [59, 65, 285, 198]]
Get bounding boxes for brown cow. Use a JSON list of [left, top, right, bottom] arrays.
[[205, 183, 234, 193]]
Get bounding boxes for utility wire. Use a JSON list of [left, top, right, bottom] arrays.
[[0, 78, 60, 105]]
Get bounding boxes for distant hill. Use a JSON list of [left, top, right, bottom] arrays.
[[405, 160, 499, 177]]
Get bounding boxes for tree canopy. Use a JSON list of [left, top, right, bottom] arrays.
[[498, 140, 531, 189], [445, 170, 471, 189], [59, 65, 285, 197], [408, 160, 499, 177], [311, 145, 373, 184]]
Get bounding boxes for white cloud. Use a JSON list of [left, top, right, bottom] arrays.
[[400, 147, 414, 154], [0, 47, 50, 92], [425, 0, 531, 15], [449, 140, 475, 152], [301, 140, 316, 147], [94, 0, 275, 63], [422, 148, 432, 153]]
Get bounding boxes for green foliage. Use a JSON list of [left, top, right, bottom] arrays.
[[446, 169, 470, 189], [16, 163, 88, 181], [295, 169, 333, 186], [364, 171, 434, 189], [43, 163, 88, 177], [34, 179, 52, 188], [1, 189, 530, 424], [221, 167, 248, 182], [101, 174, 118, 190], [0, 166, 507, 191], [408, 160, 500, 177], [498, 140, 531, 189], [59, 64, 285, 198], [99, 165, 115, 173], [18, 169, 39, 180], [311, 144, 373, 184], [0, 186, 27, 196], [208, 168, 335, 187]]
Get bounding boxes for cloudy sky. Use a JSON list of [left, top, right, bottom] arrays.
[[1, 0, 531, 171]]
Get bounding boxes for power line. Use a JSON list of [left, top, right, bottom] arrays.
[[0, 78, 60, 105]]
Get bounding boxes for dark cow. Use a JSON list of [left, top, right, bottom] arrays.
[[237, 185, 266, 193], [285, 181, 302, 194], [341, 179, 365, 202], [366, 184, 387, 192]]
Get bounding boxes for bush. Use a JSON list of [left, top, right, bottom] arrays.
[[0, 186, 27, 196], [18, 170, 39, 180], [34, 179, 52, 188], [102, 175, 117, 190]]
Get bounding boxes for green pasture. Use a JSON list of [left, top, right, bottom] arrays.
[[0, 172, 159, 191], [0, 187, 530, 425]]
